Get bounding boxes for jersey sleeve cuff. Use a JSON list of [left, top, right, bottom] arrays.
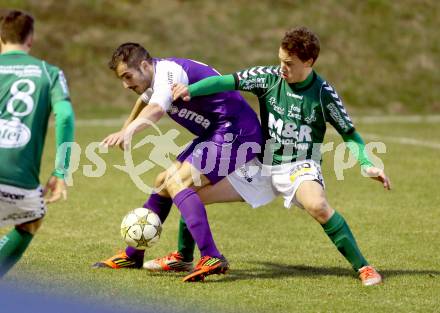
[[232, 73, 240, 90], [52, 169, 65, 179], [345, 127, 356, 135]]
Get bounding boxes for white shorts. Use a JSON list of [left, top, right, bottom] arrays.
[[0, 183, 47, 227], [227, 158, 325, 209]]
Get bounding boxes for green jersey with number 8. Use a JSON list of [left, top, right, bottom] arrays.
[[0, 51, 70, 189]]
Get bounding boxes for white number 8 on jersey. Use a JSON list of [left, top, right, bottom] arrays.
[[6, 79, 35, 117]]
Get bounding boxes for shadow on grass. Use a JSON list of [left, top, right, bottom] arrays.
[[205, 262, 440, 283]]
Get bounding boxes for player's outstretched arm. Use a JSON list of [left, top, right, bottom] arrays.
[[100, 97, 149, 149], [122, 97, 147, 130], [125, 103, 165, 134], [43, 175, 67, 204], [342, 131, 391, 190], [102, 103, 165, 149], [52, 100, 74, 201]]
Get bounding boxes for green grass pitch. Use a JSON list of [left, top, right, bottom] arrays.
[[1, 118, 439, 313]]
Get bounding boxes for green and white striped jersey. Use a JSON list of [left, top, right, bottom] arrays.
[[233, 66, 355, 165]]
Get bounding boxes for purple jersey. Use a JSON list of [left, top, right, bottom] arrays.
[[141, 58, 260, 138]]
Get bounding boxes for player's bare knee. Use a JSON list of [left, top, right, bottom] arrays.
[[17, 218, 43, 235], [153, 172, 169, 197], [154, 171, 167, 188], [164, 169, 196, 197], [165, 176, 195, 198], [304, 198, 331, 222], [165, 180, 186, 198]]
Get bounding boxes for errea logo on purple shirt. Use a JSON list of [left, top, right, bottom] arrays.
[[169, 105, 211, 129]]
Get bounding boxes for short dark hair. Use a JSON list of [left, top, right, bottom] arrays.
[[281, 27, 320, 64], [0, 10, 34, 44], [108, 43, 152, 71]]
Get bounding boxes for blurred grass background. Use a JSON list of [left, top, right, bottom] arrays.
[[2, 0, 439, 117]]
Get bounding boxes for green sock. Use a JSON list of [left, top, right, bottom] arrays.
[[177, 216, 195, 262], [322, 211, 368, 271], [0, 228, 34, 277]]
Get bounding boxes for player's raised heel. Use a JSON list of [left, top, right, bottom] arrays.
[[182, 255, 229, 282], [143, 251, 193, 272], [92, 251, 143, 269], [358, 265, 382, 286]]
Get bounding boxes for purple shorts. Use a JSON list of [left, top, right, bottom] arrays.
[[177, 130, 261, 184]]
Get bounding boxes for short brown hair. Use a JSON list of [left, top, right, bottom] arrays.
[[281, 27, 320, 64], [108, 43, 152, 71], [0, 10, 34, 44]]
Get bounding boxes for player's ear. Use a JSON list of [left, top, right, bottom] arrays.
[[304, 58, 314, 67], [140, 60, 150, 72], [25, 32, 33, 50]]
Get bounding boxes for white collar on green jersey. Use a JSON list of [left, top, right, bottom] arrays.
[[1, 50, 28, 55]]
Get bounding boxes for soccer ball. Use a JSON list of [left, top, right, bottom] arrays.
[[120, 208, 162, 250]]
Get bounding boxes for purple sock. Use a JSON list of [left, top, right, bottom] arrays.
[[143, 193, 173, 223], [125, 246, 145, 262], [173, 188, 221, 258], [126, 194, 173, 261]]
